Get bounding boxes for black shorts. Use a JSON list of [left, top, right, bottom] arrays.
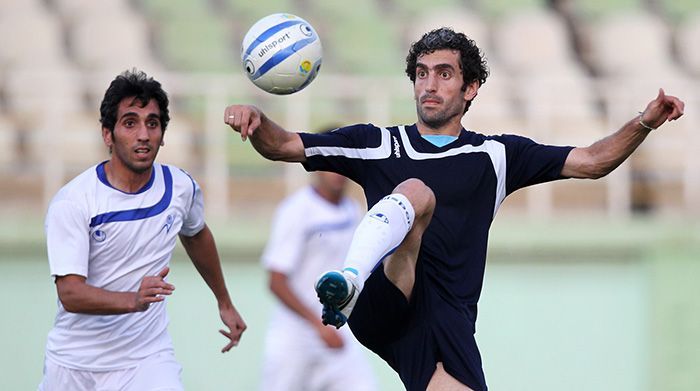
[[348, 261, 487, 391]]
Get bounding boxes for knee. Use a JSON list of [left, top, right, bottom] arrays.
[[394, 178, 435, 217]]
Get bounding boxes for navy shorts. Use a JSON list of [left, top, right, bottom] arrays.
[[348, 261, 487, 391]]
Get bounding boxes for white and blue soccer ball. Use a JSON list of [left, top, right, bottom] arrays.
[[241, 13, 322, 95]]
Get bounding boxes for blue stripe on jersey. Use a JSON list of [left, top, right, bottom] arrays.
[[89, 166, 173, 227], [178, 167, 197, 208], [252, 36, 317, 80], [243, 20, 302, 58]]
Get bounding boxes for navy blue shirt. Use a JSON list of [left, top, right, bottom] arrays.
[[300, 123, 573, 325]]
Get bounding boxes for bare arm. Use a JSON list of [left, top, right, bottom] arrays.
[[562, 89, 685, 179], [223, 104, 306, 162], [179, 224, 246, 352], [55, 267, 174, 315], [268, 271, 344, 349]]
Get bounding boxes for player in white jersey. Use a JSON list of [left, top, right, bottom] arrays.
[[260, 171, 377, 391], [39, 69, 247, 391]]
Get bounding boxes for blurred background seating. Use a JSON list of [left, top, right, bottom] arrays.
[[0, 0, 697, 218]]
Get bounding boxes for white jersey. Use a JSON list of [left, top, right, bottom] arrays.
[[262, 186, 360, 334], [261, 186, 377, 391], [44, 162, 205, 371]]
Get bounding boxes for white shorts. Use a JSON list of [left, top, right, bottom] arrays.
[[38, 351, 183, 391], [261, 325, 377, 391]]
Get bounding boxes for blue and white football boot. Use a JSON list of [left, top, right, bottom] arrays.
[[315, 268, 359, 329]]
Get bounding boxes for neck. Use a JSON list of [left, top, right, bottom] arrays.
[[104, 160, 153, 193], [416, 120, 463, 137]]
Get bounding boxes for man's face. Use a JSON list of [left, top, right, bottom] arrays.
[[103, 97, 163, 174], [414, 49, 475, 129]]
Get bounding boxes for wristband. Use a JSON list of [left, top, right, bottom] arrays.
[[637, 112, 656, 131]]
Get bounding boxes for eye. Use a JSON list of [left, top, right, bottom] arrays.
[[440, 70, 451, 79], [124, 119, 135, 127], [416, 70, 427, 78], [147, 120, 160, 128]]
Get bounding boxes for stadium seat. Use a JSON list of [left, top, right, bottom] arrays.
[[52, 0, 136, 23], [0, 114, 18, 168], [152, 17, 235, 72], [3, 68, 86, 128], [676, 12, 700, 77], [68, 9, 163, 74], [0, 0, 47, 16], [570, 0, 643, 20], [404, 8, 491, 54], [225, 0, 295, 21], [474, 0, 547, 18], [586, 10, 680, 78], [0, 8, 71, 70], [156, 113, 197, 169], [306, 0, 403, 74], [492, 9, 599, 134]]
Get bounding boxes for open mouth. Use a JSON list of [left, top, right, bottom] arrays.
[[134, 146, 151, 157]]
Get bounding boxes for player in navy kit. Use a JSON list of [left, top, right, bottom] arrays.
[[224, 28, 684, 391]]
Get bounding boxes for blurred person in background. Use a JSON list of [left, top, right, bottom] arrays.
[[224, 27, 684, 391], [40, 69, 246, 391], [260, 169, 377, 391]]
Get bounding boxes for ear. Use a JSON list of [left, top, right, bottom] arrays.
[[463, 80, 479, 102], [101, 127, 112, 148]]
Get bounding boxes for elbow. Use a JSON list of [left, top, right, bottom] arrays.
[[58, 294, 81, 313], [578, 161, 613, 180], [588, 169, 609, 180]]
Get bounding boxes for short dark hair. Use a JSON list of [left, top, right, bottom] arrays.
[[405, 28, 489, 113], [99, 69, 170, 132]]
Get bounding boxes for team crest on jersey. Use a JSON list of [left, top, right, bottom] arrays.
[[92, 229, 107, 242], [161, 214, 175, 234]]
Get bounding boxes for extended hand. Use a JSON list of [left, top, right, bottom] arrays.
[[135, 267, 175, 312], [224, 105, 263, 141], [640, 88, 685, 129]]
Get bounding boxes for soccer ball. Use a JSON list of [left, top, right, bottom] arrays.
[[241, 13, 322, 95]]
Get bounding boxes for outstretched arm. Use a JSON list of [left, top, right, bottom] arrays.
[[180, 225, 247, 352], [562, 89, 685, 179], [223, 104, 306, 162]]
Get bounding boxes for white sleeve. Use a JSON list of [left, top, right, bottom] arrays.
[[180, 177, 206, 237], [261, 198, 307, 274], [45, 199, 90, 278]]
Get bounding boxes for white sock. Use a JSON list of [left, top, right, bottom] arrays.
[[343, 193, 415, 290]]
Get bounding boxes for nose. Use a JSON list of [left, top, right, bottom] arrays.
[[135, 122, 150, 141], [424, 73, 438, 93]]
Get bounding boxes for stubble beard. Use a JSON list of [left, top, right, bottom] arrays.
[[417, 104, 462, 130]]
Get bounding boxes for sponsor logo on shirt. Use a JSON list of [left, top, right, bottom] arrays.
[[393, 136, 401, 158]]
